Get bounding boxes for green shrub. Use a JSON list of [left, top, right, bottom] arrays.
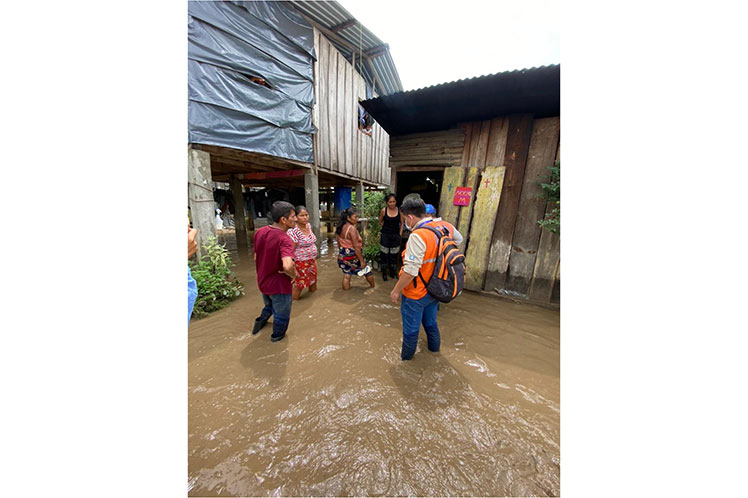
[[189, 236, 244, 319], [538, 161, 560, 234], [358, 191, 386, 264]]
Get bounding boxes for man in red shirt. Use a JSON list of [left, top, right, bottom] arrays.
[[252, 201, 297, 342]]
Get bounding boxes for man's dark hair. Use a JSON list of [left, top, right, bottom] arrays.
[[400, 196, 426, 217], [270, 200, 295, 222]]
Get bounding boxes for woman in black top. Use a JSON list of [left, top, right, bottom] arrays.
[[378, 193, 404, 281]]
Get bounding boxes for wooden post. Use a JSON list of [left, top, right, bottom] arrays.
[[484, 114, 534, 291], [355, 181, 364, 209], [188, 147, 216, 262], [304, 171, 321, 254], [229, 175, 249, 259]]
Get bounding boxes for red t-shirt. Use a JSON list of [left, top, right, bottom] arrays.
[[254, 225, 295, 295]]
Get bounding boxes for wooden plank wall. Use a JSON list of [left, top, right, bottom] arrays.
[[391, 113, 559, 303], [389, 129, 464, 168], [438, 167, 465, 226], [506, 117, 560, 294], [528, 142, 561, 302], [464, 166, 506, 290], [484, 114, 535, 292], [312, 29, 389, 185]]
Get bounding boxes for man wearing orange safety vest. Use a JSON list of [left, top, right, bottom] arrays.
[[389, 196, 463, 360]]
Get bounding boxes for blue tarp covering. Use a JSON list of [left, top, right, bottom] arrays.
[[188, 1, 316, 163]]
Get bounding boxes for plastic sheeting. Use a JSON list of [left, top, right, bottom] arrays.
[[188, 1, 316, 163]]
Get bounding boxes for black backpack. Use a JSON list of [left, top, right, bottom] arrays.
[[414, 224, 466, 303]]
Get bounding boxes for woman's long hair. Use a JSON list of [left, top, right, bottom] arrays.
[[336, 207, 357, 235]]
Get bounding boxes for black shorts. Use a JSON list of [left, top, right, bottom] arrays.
[[380, 232, 401, 252]]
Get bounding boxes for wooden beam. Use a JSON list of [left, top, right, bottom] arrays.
[[229, 175, 249, 259], [364, 57, 385, 96], [330, 18, 357, 33], [364, 44, 389, 58], [391, 166, 447, 172]]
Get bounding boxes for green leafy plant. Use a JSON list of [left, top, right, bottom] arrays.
[[538, 161, 560, 234], [189, 236, 244, 319], [359, 191, 386, 264]]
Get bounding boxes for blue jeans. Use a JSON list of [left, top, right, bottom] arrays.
[[188, 267, 198, 323], [257, 293, 292, 339], [400, 294, 440, 360]]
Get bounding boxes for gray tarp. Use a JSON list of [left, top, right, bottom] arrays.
[[188, 1, 315, 163]]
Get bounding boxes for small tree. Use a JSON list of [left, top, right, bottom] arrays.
[[538, 161, 560, 234]]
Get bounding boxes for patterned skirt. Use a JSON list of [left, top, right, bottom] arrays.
[[337, 247, 373, 276], [294, 258, 317, 290]]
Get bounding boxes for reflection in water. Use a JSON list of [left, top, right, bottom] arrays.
[[189, 230, 560, 496]]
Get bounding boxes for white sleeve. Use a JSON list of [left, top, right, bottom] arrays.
[[452, 226, 464, 245], [402, 232, 427, 276]]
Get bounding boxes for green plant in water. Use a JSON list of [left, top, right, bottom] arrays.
[[189, 235, 244, 319], [538, 161, 560, 234], [359, 191, 386, 264]]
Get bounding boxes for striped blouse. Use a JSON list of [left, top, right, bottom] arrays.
[[288, 226, 317, 261]]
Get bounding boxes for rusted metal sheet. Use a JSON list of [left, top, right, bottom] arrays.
[[464, 166, 506, 290]]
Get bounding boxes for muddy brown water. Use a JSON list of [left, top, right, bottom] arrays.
[[189, 231, 559, 497]]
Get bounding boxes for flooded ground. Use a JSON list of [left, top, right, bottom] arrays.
[[189, 230, 560, 497]]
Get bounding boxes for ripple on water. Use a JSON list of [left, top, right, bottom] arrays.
[[316, 344, 342, 358]]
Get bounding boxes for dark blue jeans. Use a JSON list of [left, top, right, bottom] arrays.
[[400, 293, 440, 360], [258, 293, 292, 339]]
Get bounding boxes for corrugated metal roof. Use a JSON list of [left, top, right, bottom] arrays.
[[287, 0, 403, 95], [359, 64, 560, 136]]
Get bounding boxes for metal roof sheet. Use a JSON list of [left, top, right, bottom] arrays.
[[287, 0, 403, 95], [359, 64, 560, 136]]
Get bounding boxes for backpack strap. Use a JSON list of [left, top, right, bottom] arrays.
[[412, 224, 444, 287]]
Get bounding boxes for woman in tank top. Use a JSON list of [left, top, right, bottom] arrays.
[[336, 207, 375, 291], [378, 193, 404, 281]]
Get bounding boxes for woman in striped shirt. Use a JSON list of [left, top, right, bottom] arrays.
[[288, 205, 318, 300]]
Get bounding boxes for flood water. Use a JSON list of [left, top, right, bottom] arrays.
[[189, 230, 560, 497]]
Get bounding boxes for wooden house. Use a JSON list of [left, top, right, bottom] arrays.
[[361, 65, 560, 305], [187, 0, 401, 257]]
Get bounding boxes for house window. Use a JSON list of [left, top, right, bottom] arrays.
[[358, 103, 373, 136]]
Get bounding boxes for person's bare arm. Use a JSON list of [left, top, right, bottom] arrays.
[[281, 256, 297, 280], [399, 213, 405, 237], [379, 208, 385, 224], [188, 226, 198, 258], [350, 227, 365, 266]]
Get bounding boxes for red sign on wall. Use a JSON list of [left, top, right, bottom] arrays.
[[453, 187, 472, 206]]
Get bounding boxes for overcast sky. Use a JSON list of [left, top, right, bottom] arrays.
[[341, 0, 560, 91]]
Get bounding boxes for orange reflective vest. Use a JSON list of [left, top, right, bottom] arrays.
[[399, 219, 455, 299]]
